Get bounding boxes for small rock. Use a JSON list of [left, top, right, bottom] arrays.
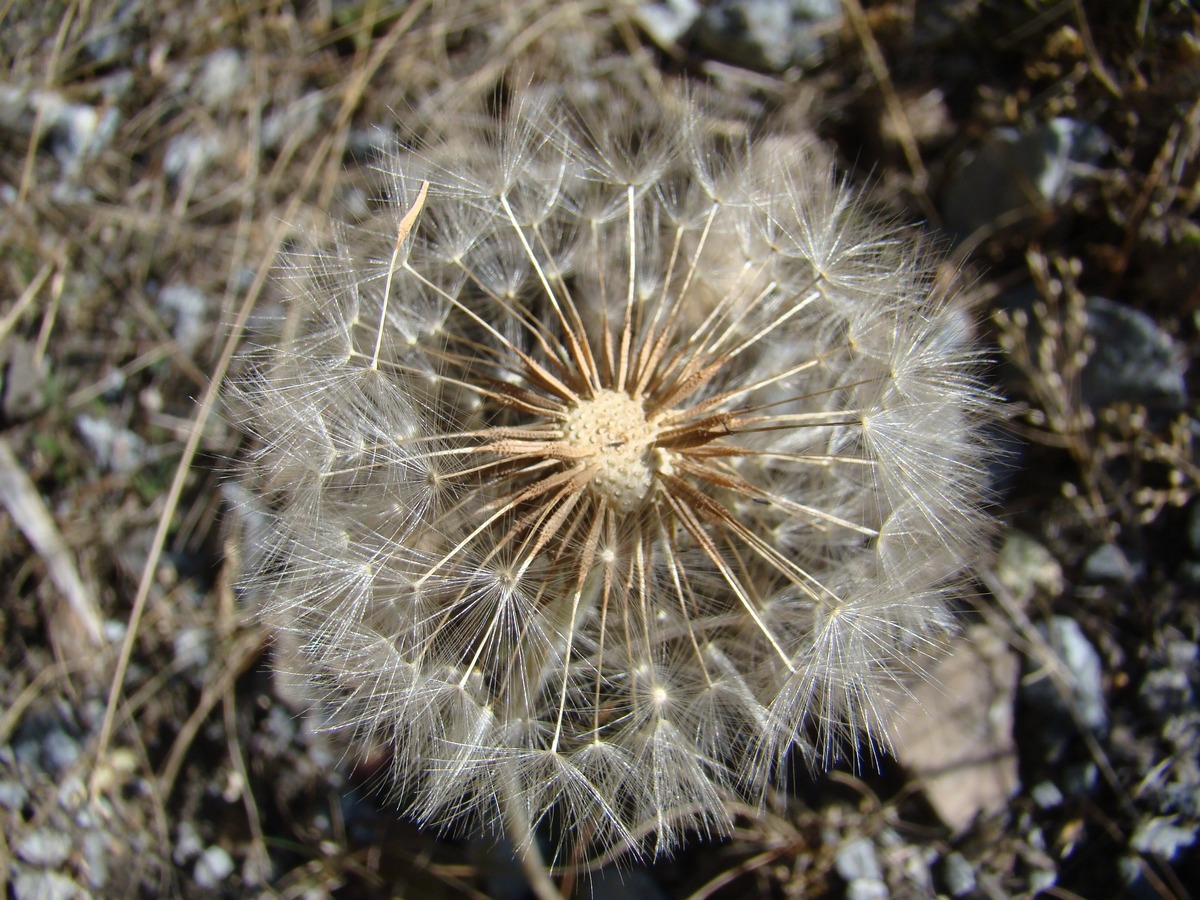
[[1081, 296, 1186, 412], [14, 711, 82, 777], [846, 881, 889, 900], [81, 831, 110, 889], [1020, 617, 1107, 769], [1140, 666, 1192, 720], [941, 118, 1108, 238], [694, 0, 840, 72], [194, 845, 235, 889], [893, 624, 1020, 832], [11, 867, 84, 900], [1029, 868, 1058, 893], [0, 778, 29, 810], [163, 132, 225, 184], [57, 776, 86, 812], [17, 828, 73, 867], [1031, 780, 1064, 809], [942, 852, 976, 897], [1131, 816, 1198, 860], [173, 626, 210, 669], [76, 414, 147, 474], [261, 92, 324, 153], [156, 284, 209, 354], [1, 337, 49, 421], [585, 866, 668, 900], [995, 530, 1063, 606], [1041, 617, 1107, 732], [1081, 543, 1143, 584], [82, 2, 138, 65], [836, 836, 882, 883], [634, 0, 701, 47], [173, 821, 203, 866], [195, 49, 247, 109]]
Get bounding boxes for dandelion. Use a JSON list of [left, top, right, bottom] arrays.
[[234, 91, 996, 865]]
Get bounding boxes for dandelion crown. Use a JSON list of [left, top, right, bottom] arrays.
[[236, 89, 995, 859]]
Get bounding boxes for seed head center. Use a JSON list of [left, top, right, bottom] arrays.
[[562, 389, 661, 512]]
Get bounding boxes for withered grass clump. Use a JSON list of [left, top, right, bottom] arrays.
[[235, 92, 996, 859]]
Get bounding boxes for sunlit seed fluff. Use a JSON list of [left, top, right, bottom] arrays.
[[234, 92, 997, 859]]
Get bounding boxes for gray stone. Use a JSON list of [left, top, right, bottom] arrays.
[[1081, 543, 1143, 584], [156, 284, 209, 355], [1020, 617, 1107, 773], [1131, 816, 1198, 860], [846, 880, 889, 900], [1031, 780, 1064, 809], [585, 866, 668, 900], [81, 831, 110, 889], [942, 118, 1108, 239], [193, 845, 236, 889], [261, 92, 324, 153], [942, 852, 976, 897], [173, 820, 203, 866], [163, 132, 225, 184], [11, 867, 84, 900], [694, 0, 840, 72], [1, 338, 48, 420], [1140, 666, 1192, 719], [17, 829, 73, 867], [1036, 617, 1107, 734], [634, 0, 701, 48], [1081, 296, 1186, 412], [836, 836, 882, 882], [75, 414, 147, 475], [0, 778, 29, 810], [195, 49, 247, 109], [995, 530, 1063, 605]]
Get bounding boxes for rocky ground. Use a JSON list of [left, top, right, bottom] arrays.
[[1, 1, 1198, 897]]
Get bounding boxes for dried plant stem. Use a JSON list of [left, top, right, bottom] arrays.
[[499, 767, 563, 900]]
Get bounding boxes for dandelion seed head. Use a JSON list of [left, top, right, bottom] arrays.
[[233, 88, 999, 861]]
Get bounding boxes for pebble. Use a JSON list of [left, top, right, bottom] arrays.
[[1040, 617, 1107, 732], [174, 820, 204, 866], [941, 852, 976, 897], [156, 284, 209, 355], [81, 830, 110, 889], [1081, 295, 1187, 413], [836, 835, 889, 897], [693, 0, 840, 71], [1, 337, 48, 420], [585, 866, 668, 900], [1031, 780, 1065, 809], [1130, 816, 1197, 861], [634, 0, 701, 47], [195, 49, 247, 109], [941, 118, 1108, 239], [0, 778, 29, 810], [11, 867, 85, 900], [0, 86, 119, 201], [14, 717, 82, 777], [193, 845, 236, 889], [1081, 543, 1143, 584], [994, 530, 1063, 605], [17, 828, 73, 867], [262, 92, 324, 153], [1019, 617, 1107, 773], [163, 132, 226, 184], [75, 414, 147, 475]]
